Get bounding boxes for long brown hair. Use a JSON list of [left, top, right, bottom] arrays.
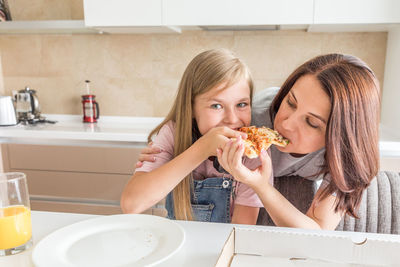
[[270, 54, 380, 218], [148, 49, 253, 220]]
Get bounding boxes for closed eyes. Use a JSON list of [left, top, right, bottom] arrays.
[[286, 97, 320, 129]]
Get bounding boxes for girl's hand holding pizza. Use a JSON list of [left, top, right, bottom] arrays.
[[196, 126, 247, 157], [216, 136, 273, 191]]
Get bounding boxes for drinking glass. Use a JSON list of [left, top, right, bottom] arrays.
[[0, 172, 32, 256]]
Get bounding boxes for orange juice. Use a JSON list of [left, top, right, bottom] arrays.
[[0, 205, 32, 250]]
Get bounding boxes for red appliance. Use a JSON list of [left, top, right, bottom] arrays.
[[82, 94, 99, 123]]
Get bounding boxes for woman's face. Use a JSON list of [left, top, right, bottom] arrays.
[[274, 74, 331, 155]]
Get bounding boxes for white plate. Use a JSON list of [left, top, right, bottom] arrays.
[[32, 214, 185, 267]]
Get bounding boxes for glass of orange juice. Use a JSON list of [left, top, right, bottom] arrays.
[[0, 172, 32, 256]]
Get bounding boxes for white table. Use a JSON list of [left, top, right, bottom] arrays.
[[0, 211, 235, 267], [3, 211, 400, 267]]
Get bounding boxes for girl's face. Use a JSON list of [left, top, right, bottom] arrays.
[[193, 78, 251, 135], [274, 74, 331, 155]]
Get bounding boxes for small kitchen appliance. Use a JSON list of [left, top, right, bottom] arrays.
[[13, 86, 56, 125], [0, 96, 17, 126], [81, 81, 99, 123], [14, 86, 41, 122], [82, 95, 99, 123]]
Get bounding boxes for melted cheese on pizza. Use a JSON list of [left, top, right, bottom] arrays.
[[238, 126, 289, 158]]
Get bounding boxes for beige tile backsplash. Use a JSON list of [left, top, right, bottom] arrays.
[[0, 1, 388, 117], [0, 31, 387, 117], [7, 0, 84, 21]]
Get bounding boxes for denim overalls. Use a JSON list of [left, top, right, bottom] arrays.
[[165, 176, 233, 223], [165, 122, 235, 223]]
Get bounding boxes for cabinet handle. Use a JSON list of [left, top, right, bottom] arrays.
[[30, 195, 120, 206]]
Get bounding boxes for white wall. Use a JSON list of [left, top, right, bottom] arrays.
[[381, 26, 400, 135]]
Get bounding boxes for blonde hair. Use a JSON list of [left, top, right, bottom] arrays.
[[148, 49, 254, 220]]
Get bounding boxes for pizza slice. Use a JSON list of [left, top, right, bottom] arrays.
[[237, 126, 289, 159]]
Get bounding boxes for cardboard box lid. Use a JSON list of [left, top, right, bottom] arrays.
[[216, 227, 400, 267]]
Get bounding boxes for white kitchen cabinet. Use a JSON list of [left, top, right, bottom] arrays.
[[163, 0, 314, 26], [314, 0, 400, 24], [84, 0, 180, 33], [84, 0, 162, 27], [83, 0, 399, 33], [0, 20, 98, 34]]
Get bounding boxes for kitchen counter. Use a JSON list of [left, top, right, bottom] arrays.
[[0, 114, 164, 147], [2, 211, 400, 267], [1, 114, 400, 156], [380, 124, 400, 157]]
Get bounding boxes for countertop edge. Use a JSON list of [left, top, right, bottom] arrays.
[[1, 115, 400, 157]]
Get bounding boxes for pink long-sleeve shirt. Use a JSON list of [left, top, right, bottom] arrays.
[[135, 121, 264, 214]]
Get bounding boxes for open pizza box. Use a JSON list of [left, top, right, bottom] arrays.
[[215, 226, 400, 266]]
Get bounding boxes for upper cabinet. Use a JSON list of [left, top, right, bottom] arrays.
[[314, 0, 400, 24], [0, 20, 98, 34], [84, 0, 162, 27], [1, 0, 399, 35], [83, 0, 180, 33], [163, 0, 314, 26], [309, 0, 400, 32], [80, 0, 400, 34]]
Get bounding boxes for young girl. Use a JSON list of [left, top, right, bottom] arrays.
[[120, 49, 264, 224]]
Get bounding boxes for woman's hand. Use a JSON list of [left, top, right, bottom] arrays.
[[217, 136, 272, 190], [135, 142, 163, 168], [195, 126, 247, 157]]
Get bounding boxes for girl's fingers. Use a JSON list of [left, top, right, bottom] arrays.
[[218, 126, 247, 139], [221, 127, 238, 138]]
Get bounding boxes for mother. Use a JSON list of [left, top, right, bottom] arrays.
[[137, 53, 380, 230]]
